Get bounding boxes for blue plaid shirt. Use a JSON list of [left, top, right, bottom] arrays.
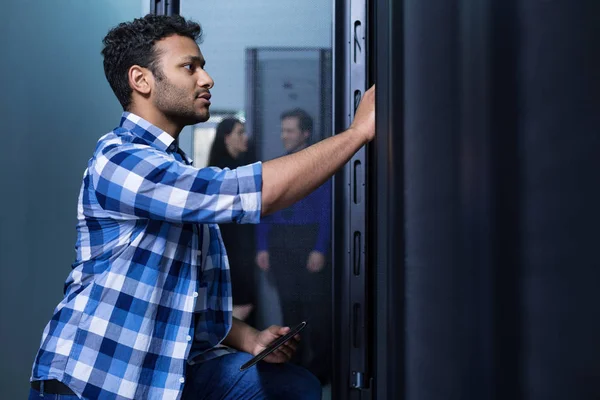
[[31, 113, 262, 399]]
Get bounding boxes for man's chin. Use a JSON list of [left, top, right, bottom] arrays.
[[194, 108, 210, 123], [185, 110, 210, 125], [196, 112, 210, 123]]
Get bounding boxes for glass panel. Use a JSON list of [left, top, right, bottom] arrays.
[[180, 0, 333, 396]]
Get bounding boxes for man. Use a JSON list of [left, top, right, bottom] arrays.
[[255, 109, 332, 383], [29, 14, 374, 400]]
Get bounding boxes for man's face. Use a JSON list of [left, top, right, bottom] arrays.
[[281, 117, 310, 153], [151, 34, 214, 125]]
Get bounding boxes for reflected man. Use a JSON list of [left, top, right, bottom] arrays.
[[256, 109, 332, 384]]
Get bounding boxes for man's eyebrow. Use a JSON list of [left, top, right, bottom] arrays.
[[181, 55, 205, 67]]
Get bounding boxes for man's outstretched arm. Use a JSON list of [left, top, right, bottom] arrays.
[[261, 85, 375, 216]]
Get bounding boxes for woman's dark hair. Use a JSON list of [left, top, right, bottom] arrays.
[[208, 118, 243, 167], [101, 14, 203, 110]]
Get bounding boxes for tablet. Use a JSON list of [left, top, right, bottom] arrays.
[[239, 321, 307, 371]]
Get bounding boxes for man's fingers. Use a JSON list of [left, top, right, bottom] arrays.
[[276, 346, 293, 360], [260, 325, 301, 362], [274, 326, 288, 334], [279, 337, 297, 352]]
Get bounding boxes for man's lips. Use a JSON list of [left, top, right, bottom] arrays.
[[196, 93, 211, 105]]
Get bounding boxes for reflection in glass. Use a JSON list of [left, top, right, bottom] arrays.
[[207, 118, 257, 322], [255, 108, 332, 384], [181, 0, 333, 396], [248, 48, 333, 387]]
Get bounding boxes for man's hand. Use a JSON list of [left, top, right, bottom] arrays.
[[349, 84, 376, 143], [306, 251, 325, 273], [256, 251, 270, 271], [251, 325, 300, 364]]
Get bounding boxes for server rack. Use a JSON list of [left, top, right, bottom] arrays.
[[334, 1, 406, 399], [332, 0, 372, 399], [150, 0, 180, 16], [370, 0, 405, 399], [152, 1, 600, 399], [368, 1, 600, 400]]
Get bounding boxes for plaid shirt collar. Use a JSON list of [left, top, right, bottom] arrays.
[[120, 112, 194, 164]]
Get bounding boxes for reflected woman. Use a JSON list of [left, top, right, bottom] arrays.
[[208, 118, 256, 321]]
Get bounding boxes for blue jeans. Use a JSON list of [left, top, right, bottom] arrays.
[[28, 353, 321, 400], [182, 352, 322, 400]]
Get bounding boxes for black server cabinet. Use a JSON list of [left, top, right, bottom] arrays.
[[370, 0, 405, 399], [332, 0, 372, 399], [333, 0, 406, 399], [156, 1, 600, 399], [368, 1, 600, 400], [150, 0, 180, 16]]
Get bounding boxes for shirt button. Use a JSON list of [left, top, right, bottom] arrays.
[[179, 377, 185, 384], [193, 292, 198, 298], [186, 335, 192, 342]]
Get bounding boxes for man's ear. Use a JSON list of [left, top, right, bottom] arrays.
[[303, 130, 311, 141], [128, 65, 153, 96]]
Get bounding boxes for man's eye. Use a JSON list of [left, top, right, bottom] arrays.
[[184, 64, 194, 72]]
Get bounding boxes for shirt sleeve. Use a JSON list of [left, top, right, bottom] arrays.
[[256, 221, 271, 252], [314, 181, 332, 254], [90, 143, 262, 224]]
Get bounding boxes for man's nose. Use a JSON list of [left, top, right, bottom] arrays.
[[197, 70, 214, 89]]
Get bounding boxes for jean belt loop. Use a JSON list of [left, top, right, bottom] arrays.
[[40, 380, 45, 397]]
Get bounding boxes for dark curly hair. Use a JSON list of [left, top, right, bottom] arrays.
[[101, 14, 203, 110]]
